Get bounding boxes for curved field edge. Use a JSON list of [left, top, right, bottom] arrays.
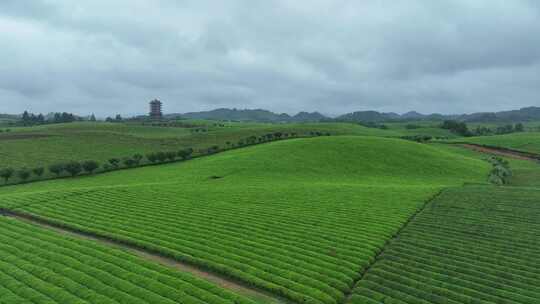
[[347, 186, 540, 304], [0, 121, 401, 170], [0, 137, 492, 304], [446, 132, 540, 155], [0, 136, 491, 195], [0, 216, 258, 304]]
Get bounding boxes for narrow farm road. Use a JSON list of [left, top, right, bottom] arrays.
[[459, 143, 540, 162]]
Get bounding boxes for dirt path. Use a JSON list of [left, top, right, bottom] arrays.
[[1, 210, 289, 304], [460, 144, 540, 162]]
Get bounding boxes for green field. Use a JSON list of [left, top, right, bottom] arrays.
[[0, 216, 256, 304], [348, 186, 540, 303], [0, 136, 490, 304], [384, 121, 459, 139], [0, 121, 401, 173], [449, 132, 540, 154]]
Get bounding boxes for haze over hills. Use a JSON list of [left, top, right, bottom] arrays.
[[166, 106, 540, 123], [3, 106, 540, 124]]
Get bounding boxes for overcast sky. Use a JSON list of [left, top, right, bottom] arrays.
[[1, 1, 539, 117]]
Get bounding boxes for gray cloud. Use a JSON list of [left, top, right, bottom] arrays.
[[1, 0, 539, 116]]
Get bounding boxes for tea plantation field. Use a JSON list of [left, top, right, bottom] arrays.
[[349, 186, 540, 304], [0, 121, 400, 171], [0, 136, 490, 304], [0, 216, 256, 304]]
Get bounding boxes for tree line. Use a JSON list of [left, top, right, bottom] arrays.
[[17, 111, 81, 126], [0, 130, 329, 185], [441, 120, 525, 137]]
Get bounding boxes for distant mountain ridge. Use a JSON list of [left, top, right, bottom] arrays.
[[336, 106, 540, 123], [4, 106, 539, 123], [165, 106, 540, 123], [166, 108, 327, 123]]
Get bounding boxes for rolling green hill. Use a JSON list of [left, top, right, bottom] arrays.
[[0, 136, 490, 304], [0, 121, 400, 173]]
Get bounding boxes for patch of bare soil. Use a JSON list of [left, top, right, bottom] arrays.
[[460, 144, 540, 162]]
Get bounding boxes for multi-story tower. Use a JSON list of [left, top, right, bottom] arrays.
[[149, 99, 163, 119]]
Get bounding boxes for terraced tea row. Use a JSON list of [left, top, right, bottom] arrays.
[[0, 216, 256, 304], [349, 186, 540, 304], [6, 183, 436, 304], [0, 136, 491, 304]]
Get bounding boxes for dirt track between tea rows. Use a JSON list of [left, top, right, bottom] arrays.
[[460, 144, 539, 162]]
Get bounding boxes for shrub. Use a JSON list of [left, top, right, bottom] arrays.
[[146, 153, 158, 163], [0, 168, 15, 183], [17, 168, 31, 182], [32, 167, 45, 177], [108, 158, 121, 168], [155, 152, 168, 163], [165, 151, 177, 162], [49, 163, 65, 177], [133, 154, 143, 165], [82, 160, 99, 174], [177, 148, 193, 160], [123, 158, 137, 167], [64, 161, 82, 177]]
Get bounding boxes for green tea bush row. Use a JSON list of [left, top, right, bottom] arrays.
[[0, 217, 257, 304], [349, 187, 540, 303], [8, 182, 424, 304]]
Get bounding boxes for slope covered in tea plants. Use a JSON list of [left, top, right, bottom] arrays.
[[0, 216, 256, 304], [0, 121, 399, 172], [0, 136, 490, 304], [348, 186, 540, 304]]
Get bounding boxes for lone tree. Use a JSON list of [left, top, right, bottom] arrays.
[[64, 161, 82, 177], [82, 160, 99, 174], [32, 167, 45, 177], [17, 168, 31, 182], [49, 163, 65, 177], [0, 168, 14, 183]]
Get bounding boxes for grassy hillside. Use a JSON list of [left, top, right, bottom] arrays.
[[349, 186, 540, 304], [450, 132, 540, 154], [384, 121, 459, 139], [0, 136, 490, 304], [0, 121, 399, 172], [0, 136, 489, 194]]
